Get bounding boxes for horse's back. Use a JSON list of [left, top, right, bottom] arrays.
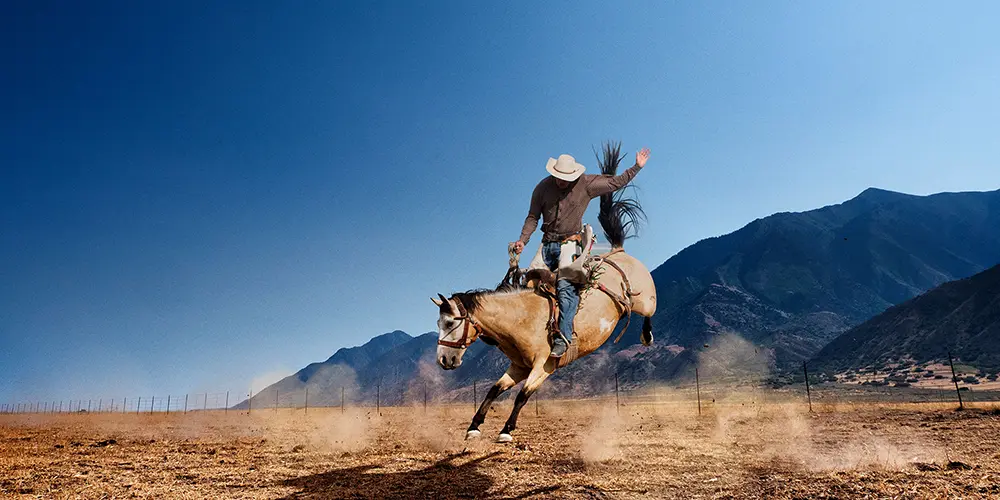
[[598, 250, 656, 317]]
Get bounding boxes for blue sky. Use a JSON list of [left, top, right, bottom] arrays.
[[3, 1, 999, 405]]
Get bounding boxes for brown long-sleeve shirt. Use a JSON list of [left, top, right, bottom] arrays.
[[518, 163, 643, 244]]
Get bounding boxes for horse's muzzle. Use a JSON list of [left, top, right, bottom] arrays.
[[438, 353, 461, 370]]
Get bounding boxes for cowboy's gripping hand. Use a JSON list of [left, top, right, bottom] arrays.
[[636, 147, 651, 168], [510, 241, 525, 254]]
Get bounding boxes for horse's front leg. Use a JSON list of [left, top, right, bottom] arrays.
[[467, 365, 528, 439], [497, 364, 552, 443]]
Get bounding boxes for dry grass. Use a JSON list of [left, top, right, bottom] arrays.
[[2, 396, 1000, 498]]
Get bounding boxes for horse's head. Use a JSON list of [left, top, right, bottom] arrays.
[[431, 293, 482, 370]]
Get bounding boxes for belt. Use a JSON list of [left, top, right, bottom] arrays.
[[543, 232, 583, 244]]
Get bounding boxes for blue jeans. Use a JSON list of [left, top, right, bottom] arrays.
[[542, 242, 579, 343]]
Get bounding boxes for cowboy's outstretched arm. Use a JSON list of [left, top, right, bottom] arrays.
[[514, 183, 543, 251], [586, 147, 650, 198]]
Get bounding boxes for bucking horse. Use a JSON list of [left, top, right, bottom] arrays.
[[431, 142, 657, 443]]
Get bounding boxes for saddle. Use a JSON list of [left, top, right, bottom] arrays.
[[505, 225, 639, 368]]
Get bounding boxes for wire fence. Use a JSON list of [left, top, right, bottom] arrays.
[[3, 361, 998, 418]]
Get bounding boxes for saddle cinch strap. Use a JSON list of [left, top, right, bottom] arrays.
[[590, 249, 638, 343]]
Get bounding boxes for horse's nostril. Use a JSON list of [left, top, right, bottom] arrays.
[[440, 355, 447, 366], [451, 355, 457, 365]]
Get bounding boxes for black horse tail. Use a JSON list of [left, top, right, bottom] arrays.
[[596, 141, 646, 248]]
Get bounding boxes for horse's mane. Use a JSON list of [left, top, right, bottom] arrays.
[[453, 286, 526, 314], [595, 141, 646, 248]]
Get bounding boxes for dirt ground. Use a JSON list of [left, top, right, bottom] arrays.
[[2, 393, 1000, 499]]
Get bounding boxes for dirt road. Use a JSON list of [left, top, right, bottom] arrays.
[[2, 396, 999, 498]]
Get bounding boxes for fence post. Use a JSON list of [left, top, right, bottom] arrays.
[[204, 393, 208, 411], [275, 389, 278, 413], [376, 383, 380, 415], [948, 351, 964, 410], [615, 372, 620, 414], [305, 387, 309, 414], [248, 388, 252, 415], [121, 398, 125, 414], [184, 394, 188, 414], [225, 391, 230, 414], [423, 384, 427, 413], [804, 361, 813, 412], [137, 397, 141, 414], [341, 387, 345, 414], [695, 365, 702, 416], [150, 396, 154, 414]]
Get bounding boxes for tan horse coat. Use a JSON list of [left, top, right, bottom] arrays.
[[435, 250, 655, 441]]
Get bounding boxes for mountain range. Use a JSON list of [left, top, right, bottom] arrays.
[[241, 188, 1000, 408], [643, 187, 1000, 366], [812, 263, 1000, 374]]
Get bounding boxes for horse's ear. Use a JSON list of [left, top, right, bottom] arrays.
[[436, 293, 454, 314], [431, 296, 444, 307]]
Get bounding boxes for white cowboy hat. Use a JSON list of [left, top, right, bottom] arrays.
[[545, 154, 586, 182]]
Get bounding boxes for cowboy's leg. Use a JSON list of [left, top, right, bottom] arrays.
[[542, 241, 572, 356], [498, 364, 553, 442], [556, 278, 580, 342], [541, 242, 560, 272], [467, 365, 528, 439]]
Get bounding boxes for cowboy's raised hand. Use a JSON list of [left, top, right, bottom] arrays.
[[636, 148, 651, 168]]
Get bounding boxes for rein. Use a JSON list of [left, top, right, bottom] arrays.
[[437, 298, 485, 349]]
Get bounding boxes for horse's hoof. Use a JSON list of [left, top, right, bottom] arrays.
[[465, 429, 481, 440], [496, 433, 513, 443]]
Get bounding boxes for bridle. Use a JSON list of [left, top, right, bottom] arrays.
[[437, 297, 484, 349]]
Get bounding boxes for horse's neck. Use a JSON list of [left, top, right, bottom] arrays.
[[472, 291, 540, 340]]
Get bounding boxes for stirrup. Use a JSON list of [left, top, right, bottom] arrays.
[[549, 331, 575, 358]]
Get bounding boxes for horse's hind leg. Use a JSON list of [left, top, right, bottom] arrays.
[[641, 315, 653, 346], [467, 365, 528, 439], [497, 366, 552, 443]]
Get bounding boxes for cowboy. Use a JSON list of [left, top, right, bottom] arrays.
[[511, 148, 651, 357]]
